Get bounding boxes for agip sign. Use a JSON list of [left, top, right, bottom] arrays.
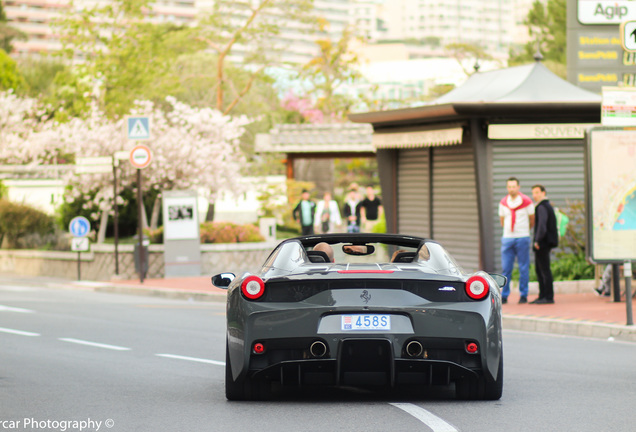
[[578, 1, 633, 24], [567, 0, 636, 92]]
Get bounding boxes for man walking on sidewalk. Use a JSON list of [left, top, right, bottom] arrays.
[[531, 185, 559, 304], [499, 177, 535, 304]]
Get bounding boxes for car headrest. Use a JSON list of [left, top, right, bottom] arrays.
[[391, 251, 416, 263], [307, 250, 330, 263]]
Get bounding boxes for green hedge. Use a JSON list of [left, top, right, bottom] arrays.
[[200, 222, 265, 244], [0, 199, 55, 249], [143, 222, 265, 244]]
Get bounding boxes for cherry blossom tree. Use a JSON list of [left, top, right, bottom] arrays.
[[0, 90, 52, 164], [1, 90, 251, 240]]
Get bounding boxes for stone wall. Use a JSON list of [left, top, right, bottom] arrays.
[[0, 242, 275, 281]]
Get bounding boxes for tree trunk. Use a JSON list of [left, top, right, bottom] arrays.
[[141, 201, 149, 230], [97, 210, 108, 243], [150, 196, 161, 230], [206, 202, 215, 221]]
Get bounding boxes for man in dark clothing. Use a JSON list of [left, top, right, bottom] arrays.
[[530, 184, 559, 304], [360, 186, 383, 233], [343, 187, 361, 233], [293, 190, 316, 235]]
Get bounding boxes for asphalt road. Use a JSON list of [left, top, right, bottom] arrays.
[[1, 282, 635, 432]]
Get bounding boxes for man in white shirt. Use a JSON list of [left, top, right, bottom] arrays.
[[498, 177, 535, 304]]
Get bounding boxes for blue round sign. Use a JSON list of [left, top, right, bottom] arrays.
[[69, 216, 91, 237]]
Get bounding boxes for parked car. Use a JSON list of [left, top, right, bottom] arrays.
[[212, 233, 505, 400]]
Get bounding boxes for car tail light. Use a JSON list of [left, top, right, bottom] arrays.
[[465, 275, 489, 300], [253, 342, 265, 354], [466, 342, 479, 354], [241, 276, 265, 300]]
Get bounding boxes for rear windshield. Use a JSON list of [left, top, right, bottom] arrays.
[[261, 240, 463, 278]]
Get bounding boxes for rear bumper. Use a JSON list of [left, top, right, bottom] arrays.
[[227, 299, 502, 386], [247, 337, 483, 388]]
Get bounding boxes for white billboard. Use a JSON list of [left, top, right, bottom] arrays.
[[163, 195, 199, 240]]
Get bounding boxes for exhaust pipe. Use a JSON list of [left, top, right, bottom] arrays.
[[406, 340, 423, 358], [310, 341, 327, 358]]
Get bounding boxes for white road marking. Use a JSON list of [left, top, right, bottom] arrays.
[[0, 285, 39, 292], [390, 403, 459, 432], [156, 353, 225, 366], [59, 338, 131, 351], [0, 327, 40, 337], [0, 304, 35, 313]]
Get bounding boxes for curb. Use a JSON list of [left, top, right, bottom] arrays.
[[49, 281, 228, 303], [503, 315, 636, 343], [92, 284, 228, 303]]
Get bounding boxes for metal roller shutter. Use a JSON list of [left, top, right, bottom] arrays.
[[432, 143, 480, 272], [491, 140, 586, 271], [397, 149, 430, 237]]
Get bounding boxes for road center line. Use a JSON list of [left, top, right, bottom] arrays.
[[156, 353, 225, 366], [59, 338, 131, 351], [0, 304, 35, 313], [390, 403, 459, 432], [0, 327, 40, 337]]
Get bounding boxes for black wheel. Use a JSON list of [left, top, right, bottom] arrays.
[[225, 341, 271, 401], [225, 342, 249, 401], [483, 352, 504, 400], [456, 353, 503, 400]]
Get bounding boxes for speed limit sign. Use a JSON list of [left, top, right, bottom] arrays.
[[130, 145, 152, 169]]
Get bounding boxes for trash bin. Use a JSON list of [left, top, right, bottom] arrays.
[[134, 236, 150, 278]]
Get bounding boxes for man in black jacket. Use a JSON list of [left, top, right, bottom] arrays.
[[293, 190, 316, 235], [531, 184, 559, 304]]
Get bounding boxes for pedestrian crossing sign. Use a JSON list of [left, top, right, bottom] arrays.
[[127, 116, 150, 140]]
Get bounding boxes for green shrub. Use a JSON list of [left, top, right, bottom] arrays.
[[144, 226, 164, 244], [199, 221, 265, 244], [553, 200, 594, 280], [0, 199, 55, 249], [510, 201, 594, 282], [552, 252, 594, 281]]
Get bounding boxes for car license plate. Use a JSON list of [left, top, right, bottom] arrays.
[[341, 315, 391, 331]]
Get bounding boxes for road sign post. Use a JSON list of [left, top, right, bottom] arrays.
[[129, 145, 152, 283], [112, 151, 130, 276], [69, 216, 91, 281], [625, 261, 633, 325]]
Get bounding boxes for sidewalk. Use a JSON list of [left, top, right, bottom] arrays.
[[4, 273, 636, 343]]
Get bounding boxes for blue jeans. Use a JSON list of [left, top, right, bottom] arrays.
[[501, 236, 531, 299]]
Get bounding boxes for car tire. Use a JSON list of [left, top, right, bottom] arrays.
[[483, 353, 504, 400], [456, 353, 504, 400], [225, 342, 247, 401], [225, 341, 272, 401]]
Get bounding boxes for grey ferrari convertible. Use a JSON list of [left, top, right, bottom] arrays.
[[212, 234, 505, 401]]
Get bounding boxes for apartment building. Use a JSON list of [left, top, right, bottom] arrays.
[[3, 0, 352, 64], [3, 0, 210, 54], [356, 0, 518, 58]]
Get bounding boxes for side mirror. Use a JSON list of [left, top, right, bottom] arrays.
[[488, 273, 508, 289], [211, 273, 235, 288]]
